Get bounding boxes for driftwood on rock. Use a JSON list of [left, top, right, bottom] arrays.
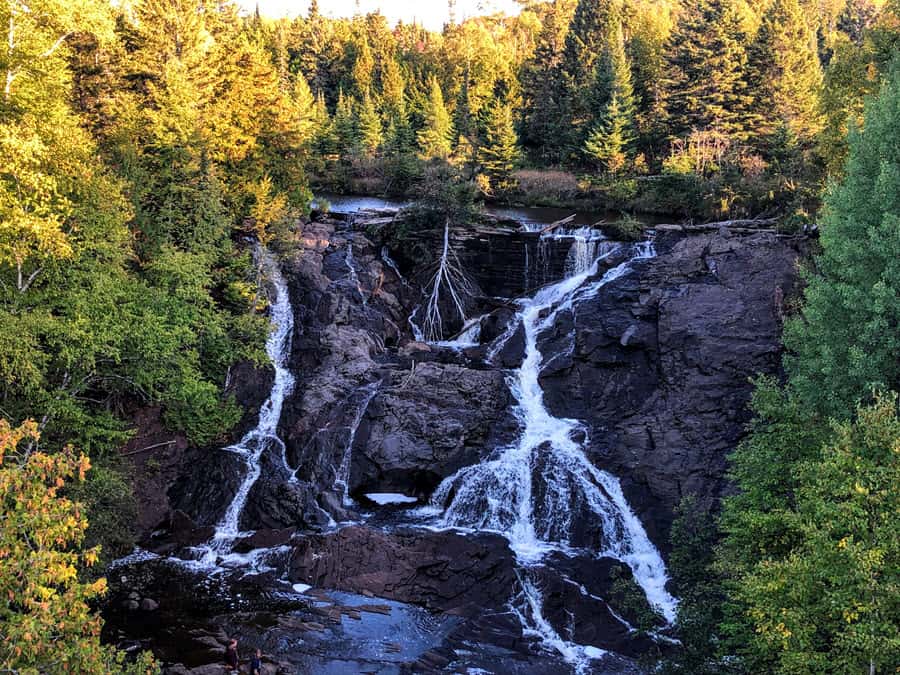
[[655, 217, 778, 234], [524, 213, 577, 234]]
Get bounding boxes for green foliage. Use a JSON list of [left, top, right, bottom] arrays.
[[660, 496, 730, 675], [784, 62, 900, 418], [664, 0, 753, 138], [727, 396, 900, 673], [608, 565, 664, 633], [0, 420, 157, 674], [66, 462, 138, 572], [356, 91, 384, 157], [476, 98, 521, 191], [417, 76, 454, 160], [746, 0, 823, 142]]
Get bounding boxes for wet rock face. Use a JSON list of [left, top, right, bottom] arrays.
[[349, 362, 519, 497], [287, 525, 518, 615], [539, 230, 804, 548]]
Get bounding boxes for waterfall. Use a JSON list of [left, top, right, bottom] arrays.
[[333, 381, 382, 506], [381, 245, 408, 287], [207, 247, 296, 553], [560, 227, 607, 277], [430, 240, 676, 665], [345, 239, 365, 303]]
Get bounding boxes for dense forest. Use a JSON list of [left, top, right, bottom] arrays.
[[1, 0, 898, 672]]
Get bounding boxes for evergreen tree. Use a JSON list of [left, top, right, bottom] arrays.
[[381, 57, 406, 119], [584, 95, 632, 173], [588, 0, 634, 121], [629, 0, 674, 158], [417, 76, 453, 159], [560, 0, 617, 150], [356, 90, 384, 156], [477, 98, 522, 189], [332, 88, 359, 157], [519, 0, 577, 163], [746, 0, 824, 142], [664, 0, 753, 138], [584, 2, 635, 167], [783, 62, 900, 417], [309, 90, 335, 157]]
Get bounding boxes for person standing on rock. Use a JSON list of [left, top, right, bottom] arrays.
[[249, 648, 263, 675], [225, 638, 239, 673]]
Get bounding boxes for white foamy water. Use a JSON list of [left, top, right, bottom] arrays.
[[333, 381, 381, 506], [431, 240, 677, 665], [204, 248, 296, 556], [365, 492, 419, 505]]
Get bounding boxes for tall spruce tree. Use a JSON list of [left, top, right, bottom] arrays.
[[519, 0, 577, 163], [477, 98, 522, 188], [584, 1, 635, 167], [559, 0, 617, 152], [584, 96, 632, 173], [356, 90, 383, 156], [332, 88, 358, 157], [664, 0, 753, 138], [417, 76, 454, 159], [746, 0, 824, 142]]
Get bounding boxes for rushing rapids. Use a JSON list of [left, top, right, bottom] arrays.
[[429, 239, 677, 669]]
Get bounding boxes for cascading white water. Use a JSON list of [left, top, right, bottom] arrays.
[[431, 241, 676, 666], [333, 381, 381, 506], [560, 227, 608, 277], [381, 245, 408, 287], [208, 248, 296, 553], [345, 239, 365, 303]]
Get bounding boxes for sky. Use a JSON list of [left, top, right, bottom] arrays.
[[235, 0, 523, 31]]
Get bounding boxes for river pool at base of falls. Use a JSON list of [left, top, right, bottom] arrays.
[[105, 203, 676, 675]]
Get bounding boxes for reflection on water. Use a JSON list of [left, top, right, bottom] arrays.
[[315, 193, 669, 228]]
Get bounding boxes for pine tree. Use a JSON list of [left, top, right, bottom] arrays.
[[477, 98, 522, 189], [783, 62, 900, 417], [332, 88, 359, 157], [664, 0, 753, 138], [520, 0, 577, 163], [381, 57, 406, 119], [356, 91, 383, 156], [585, 2, 636, 165], [310, 90, 335, 157], [560, 0, 617, 148], [746, 0, 824, 142], [417, 76, 453, 160], [584, 96, 632, 173]]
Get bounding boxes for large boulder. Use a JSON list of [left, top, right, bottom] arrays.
[[349, 362, 519, 497]]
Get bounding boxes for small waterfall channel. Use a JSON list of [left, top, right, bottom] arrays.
[[430, 239, 677, 670], [192, 247, 296, 564]]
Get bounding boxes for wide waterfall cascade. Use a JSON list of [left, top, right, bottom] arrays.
[[207, 248, 296, 554], [431, 240, 677, 664]]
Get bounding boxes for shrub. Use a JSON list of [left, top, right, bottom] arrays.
[[512, 169, 580, 204]]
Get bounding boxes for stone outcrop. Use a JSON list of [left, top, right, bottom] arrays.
[[288, 525, 517, 615], [349, 362, 518, 497], [538, 229, 804, 548]]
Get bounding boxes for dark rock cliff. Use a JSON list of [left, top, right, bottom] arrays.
[[118, 213, 806, 671]]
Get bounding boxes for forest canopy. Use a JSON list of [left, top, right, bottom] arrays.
[[0, 0, 899, 671]]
